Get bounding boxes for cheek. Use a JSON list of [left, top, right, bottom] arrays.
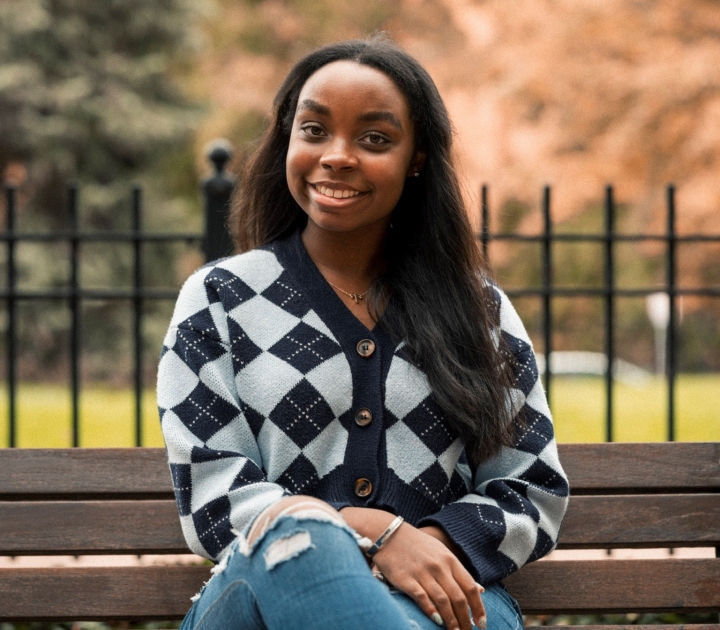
[[285, 143, 301, 178], [375, 155, 411, 194], [285, 144, 309, 197]]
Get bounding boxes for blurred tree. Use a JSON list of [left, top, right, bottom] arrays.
[[0, 0, 199, 227]]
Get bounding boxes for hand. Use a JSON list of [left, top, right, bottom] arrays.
[[361, 518, 485, 630]]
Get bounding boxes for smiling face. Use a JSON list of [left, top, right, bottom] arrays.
[[286, 60, 424, 237]]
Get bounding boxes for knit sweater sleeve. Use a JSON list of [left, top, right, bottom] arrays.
[[417, 287, 569, 584], [157, 265, 286, 562]]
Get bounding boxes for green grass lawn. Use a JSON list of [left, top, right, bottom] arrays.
[[0, 375, 718, 447], [550, 374, 720, 442], [0, 384, 164, 448]]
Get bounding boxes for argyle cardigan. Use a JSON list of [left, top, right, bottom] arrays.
[[158, 231, 569, 585]]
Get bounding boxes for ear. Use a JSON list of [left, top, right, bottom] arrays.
[[406, 150, 427, 178]]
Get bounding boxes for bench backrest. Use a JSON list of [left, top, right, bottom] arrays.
[[1, 443, 719, 621]]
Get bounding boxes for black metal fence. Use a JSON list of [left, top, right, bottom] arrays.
[[480, 184, 720, 442], [2, 152, 719, 447], [2, 144, 235, 447]]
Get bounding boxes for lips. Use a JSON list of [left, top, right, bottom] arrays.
[[310, 183, 366, 199]]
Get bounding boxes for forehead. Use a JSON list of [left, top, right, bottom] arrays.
[[296, 60, 410, 117]]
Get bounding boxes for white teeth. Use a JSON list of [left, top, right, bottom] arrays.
[[315, 185, 360, 199]]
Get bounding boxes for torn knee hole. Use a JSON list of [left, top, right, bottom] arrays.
[[245, 501, 344, 549], [263, 529, 314, 570]]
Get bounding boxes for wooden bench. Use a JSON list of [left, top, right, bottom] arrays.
[[1, 443, 718, 626]]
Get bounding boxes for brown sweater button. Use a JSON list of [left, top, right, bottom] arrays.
[[354, 478, 373, 497], [356, 339, 376, 358], [355, 408, 373, 427]]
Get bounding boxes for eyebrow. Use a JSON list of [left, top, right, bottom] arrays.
[[298, 99, 330, 116], [357, 111, 403, 130], [297, 99, 403, 131]]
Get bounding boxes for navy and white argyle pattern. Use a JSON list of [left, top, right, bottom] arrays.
[[384, 345, 470, 506], [158, 249, 353, 558], [158, 237, 568, 582]]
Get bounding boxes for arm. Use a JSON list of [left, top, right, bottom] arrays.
[[416, 287, 570, 584], [157, 267, 286, 561]]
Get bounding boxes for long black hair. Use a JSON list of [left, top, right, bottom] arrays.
[[229, 36, 517, 463]]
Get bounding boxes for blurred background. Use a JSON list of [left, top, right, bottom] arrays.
[[0, 0, 718, 447]]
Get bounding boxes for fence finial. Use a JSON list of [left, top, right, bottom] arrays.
[[205, 138, 234, 176]]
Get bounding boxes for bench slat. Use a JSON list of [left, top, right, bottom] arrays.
[[0, 494, 720, 555], [2, 494, 719, 554], [0, 566, 206, 620], [506, 558, 720, 615], [560, 443, 720, 493], [0, 559, 718, 620], [0, 501, 188, 555], [2, 443, 718, 497], [558, 494, 720, 548], [0, 448, 171, 498]]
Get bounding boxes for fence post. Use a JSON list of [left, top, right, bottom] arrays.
[[542, 186, 552, 405], [666, 184, 677, 442], [6, 186, 16, 447], [202, 139, 236, 263], [132, 184, 143, 447], [68, 183, 80, 447], [604, 185, 615, 442]]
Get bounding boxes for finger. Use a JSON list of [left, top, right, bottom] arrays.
[[448, 563, 486, 629], [425, 578, 465, 630], [468, 582, 486, 629], [400, 579, 445, 627]]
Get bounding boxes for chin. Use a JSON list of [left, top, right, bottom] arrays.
[[308, 214, 388, 235]]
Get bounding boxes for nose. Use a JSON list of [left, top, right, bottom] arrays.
[[320, 138, 358, 172]]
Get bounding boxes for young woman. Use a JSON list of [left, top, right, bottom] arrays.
[[158, 37, 568, 630]]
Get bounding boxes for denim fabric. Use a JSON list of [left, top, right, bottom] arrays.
[[180, 516, 524, 630]]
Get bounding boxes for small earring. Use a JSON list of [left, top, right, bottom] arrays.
[[413, 172, 420, 178]]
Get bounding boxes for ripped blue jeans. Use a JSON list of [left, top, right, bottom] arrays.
[[180, 515, 523, 630]]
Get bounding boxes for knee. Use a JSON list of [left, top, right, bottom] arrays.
[[236, 498, 368, 576]]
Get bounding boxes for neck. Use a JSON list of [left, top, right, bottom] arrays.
[[301, 221, 389, 287]]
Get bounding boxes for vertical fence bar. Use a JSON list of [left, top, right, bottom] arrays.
[[132, 185, 143, 447], [68, 184, 80, 447], [604, 186, 615, 442], [666, 185, 677, 442], [480, 184, 489, 262], [6, 186, 17, 447], [542, 186, 552, 405], [203, 141, 235, 263]]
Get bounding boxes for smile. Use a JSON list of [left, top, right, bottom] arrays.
[[310, 184, 364, 199]]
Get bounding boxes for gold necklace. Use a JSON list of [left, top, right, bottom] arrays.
[[327, 280, 370, 304]]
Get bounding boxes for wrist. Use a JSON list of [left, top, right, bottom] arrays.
[[340, 506, 396, 540], [419, 525, 462, 556], [361, 515, 404, 559]]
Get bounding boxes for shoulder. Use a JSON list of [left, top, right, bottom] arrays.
[[168, 246, 285, 330], [480, 277, 534, 350]]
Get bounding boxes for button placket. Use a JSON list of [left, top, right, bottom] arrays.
[[348, 334, 380, 503]]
